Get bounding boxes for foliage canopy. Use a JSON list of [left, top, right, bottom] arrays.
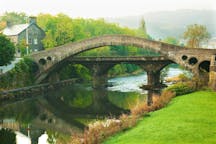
[[0, 128, 16, 144], [183, 24, 210, 48], [0, 34, 15, 66]]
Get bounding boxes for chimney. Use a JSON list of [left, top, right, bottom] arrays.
[[29, 16, 37, 24], [6, 21, 13, 27]]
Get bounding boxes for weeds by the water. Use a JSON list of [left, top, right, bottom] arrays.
[[69, 89, 175, 144], [63, 74, 210, 144]]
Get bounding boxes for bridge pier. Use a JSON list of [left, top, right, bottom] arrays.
[[147, 70, 160, 86], [209, 55, 216, 91], [140, 62, 171, 105], [91, 63, 113, 89]]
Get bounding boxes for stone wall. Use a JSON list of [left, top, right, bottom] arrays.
[[209, 55, 216, 91]]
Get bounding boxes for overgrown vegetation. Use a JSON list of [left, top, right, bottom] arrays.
[[165, 73, 209, 96], [0, 57, 38, 89], [165, 82, 195, 96], [0, 34, 15, 66], [0, 128, 16, 144]]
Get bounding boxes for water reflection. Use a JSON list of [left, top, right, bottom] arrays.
[[0, 67, 187, 143], [0, 84, 145, 143]]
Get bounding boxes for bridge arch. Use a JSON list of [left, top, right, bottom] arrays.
[[31, 35, 216, 83], [198, 60, 210, 72]]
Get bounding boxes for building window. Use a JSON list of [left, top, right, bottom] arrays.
[[34, 38, 38, 45], [28, 38, 32, 44]]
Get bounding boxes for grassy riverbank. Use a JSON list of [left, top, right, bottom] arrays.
[[104, 91, 216, 144]]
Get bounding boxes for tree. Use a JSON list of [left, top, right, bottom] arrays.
[[162, 37, 179, 45], [0, 12, 27, 30], [37, 13, 74, 49], [183, 24, 210, 48], [16, 39, 27, 56], [136, 17, 148, 38], [0, 128, 16, 144], [0, 34, 15, 66]]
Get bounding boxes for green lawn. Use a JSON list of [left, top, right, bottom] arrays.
[[104, 91, 216, 144]]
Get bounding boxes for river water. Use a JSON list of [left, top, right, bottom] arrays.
[[0, 67, 185, 143]]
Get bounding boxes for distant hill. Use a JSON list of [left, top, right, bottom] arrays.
[[105, 10, 216, 39]]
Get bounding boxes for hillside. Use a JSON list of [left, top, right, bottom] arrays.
[[106, 10, 216, 39]]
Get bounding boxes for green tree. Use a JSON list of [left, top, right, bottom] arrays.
[[0, 128, 16, 144], [0, 12, 27, 30], [136, 17, 148, 38], [16, 39, 27, 56], [37, 13, 74, 48], [0, 34, 15, 66], [183, 24, 210, 48], [162, 37, 179, 45]]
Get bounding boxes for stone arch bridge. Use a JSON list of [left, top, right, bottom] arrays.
[[30, 35, 216, 89]]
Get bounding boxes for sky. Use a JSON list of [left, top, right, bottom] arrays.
[[0, 0, 216, 18]]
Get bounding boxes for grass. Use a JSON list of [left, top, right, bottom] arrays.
[[103, 91, 216, 144]]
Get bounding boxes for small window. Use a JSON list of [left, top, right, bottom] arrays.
[[28, 38, 32, 44], [34, 38, 38, 45]]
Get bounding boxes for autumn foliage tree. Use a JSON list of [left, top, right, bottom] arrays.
[[183, 24, 210, 48]]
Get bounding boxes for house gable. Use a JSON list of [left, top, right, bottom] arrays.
[[3, 21, 45, 53]]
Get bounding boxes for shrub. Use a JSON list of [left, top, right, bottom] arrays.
[[83, 119, 122, 144], [130, 90, 175, 116], [0, 128, 16, 144], [0, 57, 38, 89], [119, 114, 137, 131], [178, 73, 190, 82], [152, 90, 175, 110], [165, 82, 195, 96]]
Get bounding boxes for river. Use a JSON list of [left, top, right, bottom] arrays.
[[0, 67, 185, 143]]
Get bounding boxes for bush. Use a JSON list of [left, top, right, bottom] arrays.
[[0, 57, 38, 89], [0, 128, 16, 144], [165, 82, 195, 96], [0, 34, 15, 66]]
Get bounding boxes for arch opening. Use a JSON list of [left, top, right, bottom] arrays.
[[161, 63, 192, 84], [39, 58, 46, 65], [108, 63, 143, 78], [189, 57, 198, 65], [47, 56, 52, 61], [57, 63, 91, 81], [182, 55, 188, 61], [199, 61, 210, 72]]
